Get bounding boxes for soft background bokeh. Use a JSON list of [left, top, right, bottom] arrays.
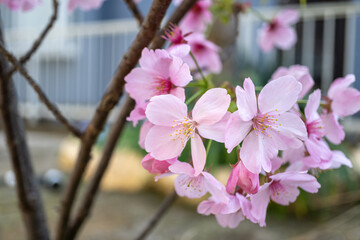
[[0, 0, 360, 239]]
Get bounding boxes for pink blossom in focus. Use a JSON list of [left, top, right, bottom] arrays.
[[1, 0, 41, 11], [127, 101, 148, 127], [258, 9, 299, 52], [179, 0, 212, 33], [198, 193, 255, 228], [169, 161, 229, 201], [225, 76, 307, 174], [322, 74, 360, 144], [68, 0, 105, 11], [271, 65, 314, 99], [125, 48, 191, 104], [141, 154, 178, 174], [183, 32, 222, 76], [145, 88, 230, 176], [250, 171, 320, 227], [226, 160, 259, 195]]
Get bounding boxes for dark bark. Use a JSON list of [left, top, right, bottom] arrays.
[[0, 17, 49, 240], [55, 1, 172, 239]]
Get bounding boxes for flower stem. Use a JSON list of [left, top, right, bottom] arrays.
[[255, 86, 263, 92], [189, 51, 208, 84], [185, 89, 204, 105], [249, 7, 270, 23], [206, 140, 212, 156]]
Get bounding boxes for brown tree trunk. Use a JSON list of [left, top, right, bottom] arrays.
[[0, 16, 49, 240]]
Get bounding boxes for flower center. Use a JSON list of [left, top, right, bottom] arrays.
[[171, 117, 196, 148], [270, 181, 286, 197], [252, 111, 281, 138], [153, 77, 172, 95], [306, 119, 324, 138]]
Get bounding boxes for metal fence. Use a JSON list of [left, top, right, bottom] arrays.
[[2, 2, 360, 123]]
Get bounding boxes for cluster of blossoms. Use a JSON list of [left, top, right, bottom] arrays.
[[0, 0, 106, 11], [124, 5, 360, 228]]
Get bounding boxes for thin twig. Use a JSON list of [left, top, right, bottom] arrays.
[[136, 191, 178, 240], [55, 1, 172, 239], [124, 0, 144, 26], [6, 0, 58, 80], [0, 17, 50, 240], [151, 0, 197, 49], [0, 44, 83, 138], [65, 96, 134, 240]]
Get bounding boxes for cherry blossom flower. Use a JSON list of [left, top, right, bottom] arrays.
[[141, 154, 178, 174], [138, 120, 153, 149], [226, 160, 259, 195], [145, 88, 230, 175], [250, 171, 320, 227], [258, 9, 299, 52], [125, 48, 191, 104], [168, 161, 229, 201], [127, 101, 148, 127], [178, 0, 212, 33], [322, 74, 360, 144], [271, 65, 314, 99], [183, 32, 222, 76], [225, 76, 307, 174], [1, 0, 41, 11], [68, 0, 105, 11], [198, 193, 254, 228]]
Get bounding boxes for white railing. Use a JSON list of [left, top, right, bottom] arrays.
[[2, 2, 360, 123]]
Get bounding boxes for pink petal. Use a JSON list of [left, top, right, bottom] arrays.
[[169, 56, 193, 87], [321, 112, 345, 144], [235, 78, 257, 121], [329, 150, 353, 169], [124, 68, 157, 102], [328, 74, 355, 99], [258, 75, 302, 114], [258, 26, 275, 52], [226, 162, 241, 195], [240, 131, 275, 174], [138, 120, 153, 149], [305, 89, 321, 122], [237, 161, 260, 194], [250, 183, 271, 227], [191, 133, 206, 176], [145, 125, 185, 160], [141, 154, 177, 174], [169, 87, 186, 102], [305, 136, 332, 164], [270, 182, 300, 205], [276, 9, 299, 25], [174, 174, 206, 198], [139, 48, 170, 74], [167, 44, 191, 59], [215, 212, 244, 229], [127, 102, 148, 127], [192, 88, 230, 125], [273, 26, 297, 50], [197, 112, 230, 143], [271, 171, 321, 193], [224, 111, 252, 153], [168, 161, 195, 176], [145, 95, 187, 126], [332, 88, 360, 117], [203, 172, 229, 204]]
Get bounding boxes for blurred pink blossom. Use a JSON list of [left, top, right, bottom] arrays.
[[1, 0, 41, 11], [179, 0, 212, 33], [271, 65, 314, 99], [258, 9, 299, 52], [322, 74, 360, 144], [68, 0, 105, 11]]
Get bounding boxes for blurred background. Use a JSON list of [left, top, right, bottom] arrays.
[[1, 0, 360, 239]]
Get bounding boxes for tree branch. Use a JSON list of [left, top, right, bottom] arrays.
[[55, 1, 172, 240], [124, 0, 144, 26], [150, 0, 197, 49], [0, 16, 50, 240], [6, 0, 58, 79], [136, 191, 178, 240], [0, 45, 83, 138], [65, 96, 134, 240]]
